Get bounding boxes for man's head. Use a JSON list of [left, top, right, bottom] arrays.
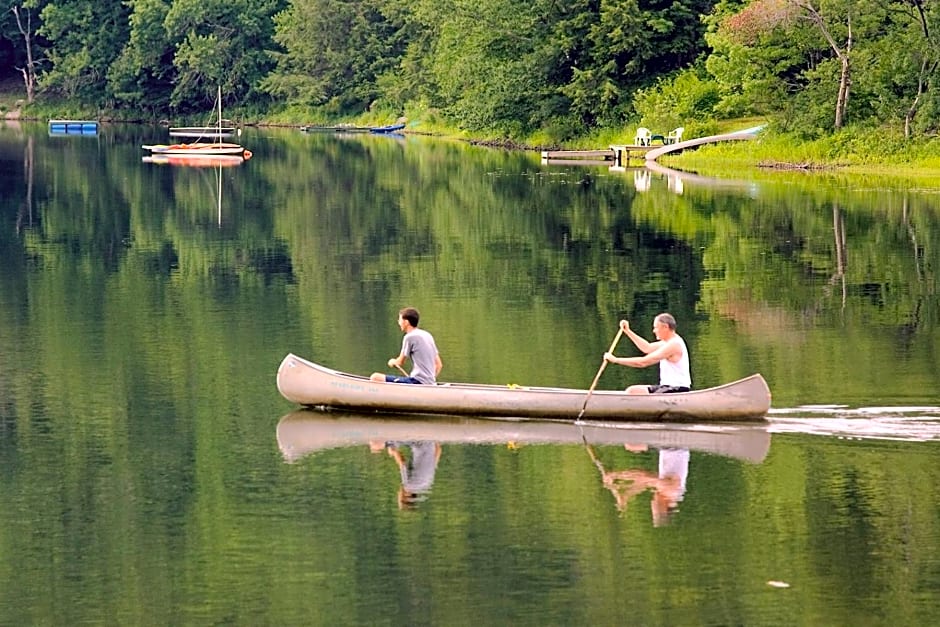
[[398, 307, 420, 329], [655, 313, 676, 330], [652, 313, 677, 339]]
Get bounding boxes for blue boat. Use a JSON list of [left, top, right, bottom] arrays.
[[369, 122, 406, 134]]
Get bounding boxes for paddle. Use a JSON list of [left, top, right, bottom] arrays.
[[394, 364, 410, 378], [577, 326, 624, 421]]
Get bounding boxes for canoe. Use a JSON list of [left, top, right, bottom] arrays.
[[276, 410, 771, 463], [276, 354, 772, 422]]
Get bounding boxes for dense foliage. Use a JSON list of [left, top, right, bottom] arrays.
[[2, 0, 939, 139]]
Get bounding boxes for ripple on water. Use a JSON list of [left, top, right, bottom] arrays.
[[767, 405, 940, 441]]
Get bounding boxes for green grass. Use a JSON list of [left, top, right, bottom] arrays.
[[0, 76, 27, 117]]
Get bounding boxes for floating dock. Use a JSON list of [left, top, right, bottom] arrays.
[[541, 145, 653, 166], [48, 120, 99, 135]]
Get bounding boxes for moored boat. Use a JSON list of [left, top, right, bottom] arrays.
[[369, 122, 406, 134], [169, 125, 237, 138], [142, 142, 249, 157], [276, 354, 772, 422], [144, 87, 249, 158], [276, 410, 771, 463]]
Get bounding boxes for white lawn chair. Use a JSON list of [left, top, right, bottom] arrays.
[[634, 127, 652, 146], [665, 127, 685, 144]]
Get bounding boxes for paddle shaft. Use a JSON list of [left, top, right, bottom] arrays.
[[577, 327, 624, 419]]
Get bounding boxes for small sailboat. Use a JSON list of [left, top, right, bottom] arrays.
[[144, 87, 250, 162]]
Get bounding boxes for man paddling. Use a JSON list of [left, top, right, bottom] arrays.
[[603, 313, 691, 394], [371, 307, 443, 384]]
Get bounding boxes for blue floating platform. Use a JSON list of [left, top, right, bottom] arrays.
[[49, 120, 99, 135]]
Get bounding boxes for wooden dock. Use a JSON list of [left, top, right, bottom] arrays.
[[541, 145, 653, 166]]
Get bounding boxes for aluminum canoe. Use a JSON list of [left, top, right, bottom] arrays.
[[276, 354, 771, 422]]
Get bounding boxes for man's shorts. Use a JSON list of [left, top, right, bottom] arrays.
[[648, 385, 691, 394]]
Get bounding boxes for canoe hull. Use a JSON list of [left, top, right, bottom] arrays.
[[276, 354, 771, 422]]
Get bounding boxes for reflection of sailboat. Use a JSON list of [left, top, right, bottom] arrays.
[[275, 410, 771, 464], [143, 87, 251, 161], [141, 154, 245, 167]]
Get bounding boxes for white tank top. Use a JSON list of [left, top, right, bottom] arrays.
[[658, 335, 691, 387]]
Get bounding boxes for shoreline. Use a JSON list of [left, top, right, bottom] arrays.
[[5, 110, 940, 181]]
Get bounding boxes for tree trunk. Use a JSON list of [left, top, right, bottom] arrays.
[[12, 6, 37, 104], [834, 54, 849, 129], [792, 1, 852, 129]]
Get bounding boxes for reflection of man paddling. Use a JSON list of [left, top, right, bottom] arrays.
[[370, 440, 442, 509], [587, 444, 689, 525]]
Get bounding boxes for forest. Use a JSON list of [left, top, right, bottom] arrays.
[[2, 0, 939, 143]]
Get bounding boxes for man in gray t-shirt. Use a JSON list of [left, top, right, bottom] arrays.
[[370, 307, 443, 384]]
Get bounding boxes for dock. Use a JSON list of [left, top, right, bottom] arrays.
[[541, 145, 654, 166]]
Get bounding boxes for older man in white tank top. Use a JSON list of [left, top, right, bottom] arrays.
[[603, 313, 691, 394]]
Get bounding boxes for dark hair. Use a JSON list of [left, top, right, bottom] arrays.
[[399, 307, 420, 327], [655, 313, 677, 330]]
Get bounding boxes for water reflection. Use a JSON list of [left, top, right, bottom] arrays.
[[587, 443, 689, 524], [369, 440, 442, 509], [277, 411, 770, 516]]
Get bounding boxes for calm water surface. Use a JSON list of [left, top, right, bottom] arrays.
[[1, 122, 939, 624]]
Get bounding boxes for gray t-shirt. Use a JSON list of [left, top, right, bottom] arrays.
[[402, 328, 439, 384]]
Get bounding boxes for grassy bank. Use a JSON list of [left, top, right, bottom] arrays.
[[661, 129, 940, 186]]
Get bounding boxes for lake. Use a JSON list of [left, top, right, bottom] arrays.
[[1, 122, 939, 624]]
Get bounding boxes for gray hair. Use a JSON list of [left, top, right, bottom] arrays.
[[655, 313, 677, 330]]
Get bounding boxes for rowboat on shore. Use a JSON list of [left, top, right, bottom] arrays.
[[276, 410, 771, 463], [276, 354, 772, 422]]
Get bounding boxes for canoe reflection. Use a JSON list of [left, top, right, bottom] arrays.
[[276, 410, 770, 513]]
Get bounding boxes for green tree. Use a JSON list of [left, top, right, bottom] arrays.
[[262, 0, 406, 114], [164, 0, 281, 110], [556, 0, 717, 127], [38, 0, 130, 103], [415, 0, 557, 134], [106, 0, 175, 112], [704, 0, 936, 134]]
